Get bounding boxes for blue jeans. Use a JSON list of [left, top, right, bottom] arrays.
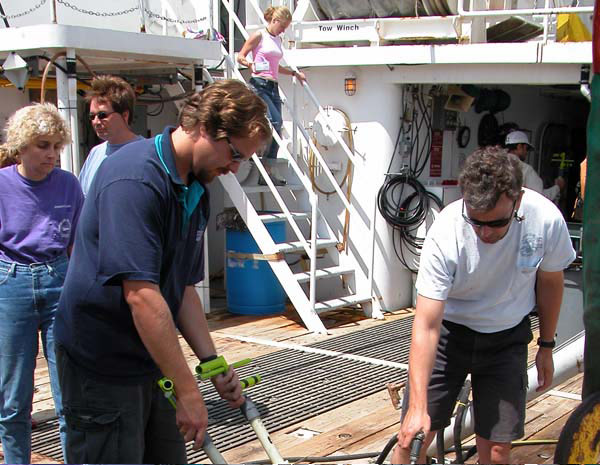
[[249, 77, 282, 160], [0, 256, 68, 464]]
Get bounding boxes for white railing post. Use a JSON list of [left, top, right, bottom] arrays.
[[457, 0, 593, 17], [50, 0, 57, 23], [309, 192, 318, 310]]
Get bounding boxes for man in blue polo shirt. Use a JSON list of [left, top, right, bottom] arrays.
[[54, 80, 272, 464]]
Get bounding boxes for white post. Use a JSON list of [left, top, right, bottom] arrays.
[[228, 7, 235, 78], [138, 0, 147, 33], [309, 192, 318, 311], [50, 0, 57, 23], [66, 49, 81, 174], [56, 55, 73, 173]]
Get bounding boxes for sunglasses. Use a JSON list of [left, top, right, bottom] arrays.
[[462, 199, 517, 229], [225, 136, 247, 162], [88, 110, 117, 122]]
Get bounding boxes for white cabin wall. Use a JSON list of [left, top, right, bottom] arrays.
[[0, 89, 30, 130], [279, 66, 414, 311]]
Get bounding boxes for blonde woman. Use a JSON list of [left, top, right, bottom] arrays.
[[238, 6, 306, 185], [0, 103, 83, 464]]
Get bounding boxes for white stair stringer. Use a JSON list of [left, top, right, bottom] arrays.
[[219, 173, 329, 334], [210, 0, 380, 331]]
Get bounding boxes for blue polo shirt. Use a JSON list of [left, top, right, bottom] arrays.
[[55, 126, 209, 380]]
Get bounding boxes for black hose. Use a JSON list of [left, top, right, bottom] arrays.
[[453, 378, 472, 463], [377, 172, 442, 272], [376, 433, 399, 464], [246, 452, 380, 464], [436, 430, 445, 464]]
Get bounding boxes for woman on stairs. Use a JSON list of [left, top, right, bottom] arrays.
[[238, 5, 306, 185]]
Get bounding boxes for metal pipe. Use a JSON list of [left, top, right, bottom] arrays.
[[581, 64, 592, 103], [309, 192, 318, 311], [50, 0, 57, 23], [248, 418, 288, 464], [66, 49, 81, 175], [426, 332, 585, 456], [138, 0, 147, 33], [457, 0, 593, 17]]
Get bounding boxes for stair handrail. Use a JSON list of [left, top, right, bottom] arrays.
[[242, 0, 360, 167], [220, 0, 367, 217], [218, 0, 375, 304], [202, 63, 314, 257]]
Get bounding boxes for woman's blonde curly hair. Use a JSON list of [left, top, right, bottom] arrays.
[[0, 103, 71, 168]]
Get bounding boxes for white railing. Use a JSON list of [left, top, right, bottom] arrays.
[[219, 0, 377, 304]]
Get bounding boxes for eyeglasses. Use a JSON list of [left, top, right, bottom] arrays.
[[462, 199, 517, 229], [225, 136, 247, 162], [88, 111, 117, 122]]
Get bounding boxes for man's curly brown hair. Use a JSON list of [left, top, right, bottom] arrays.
[[178, 80, 271, 149], [459, 145, 523, 211]]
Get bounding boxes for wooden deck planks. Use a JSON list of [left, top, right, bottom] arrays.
[[22, 307, 585, 464]]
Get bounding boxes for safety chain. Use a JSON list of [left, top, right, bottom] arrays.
[[56, 0, 138, 17], [144, 8, 207, 24], [0, 0, 47, 19]]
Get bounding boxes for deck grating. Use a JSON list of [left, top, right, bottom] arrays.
[[31, 314, 539, 462]]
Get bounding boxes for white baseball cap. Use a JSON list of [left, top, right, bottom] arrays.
[[505, 130, 533, 148]]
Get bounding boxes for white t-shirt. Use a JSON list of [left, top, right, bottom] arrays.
[[79, 137, 142, 196], [520, 159, 560, 203], [415, 188, 575, 333]]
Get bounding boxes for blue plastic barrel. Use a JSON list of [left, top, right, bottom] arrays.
[[226, 220, 286, 315]]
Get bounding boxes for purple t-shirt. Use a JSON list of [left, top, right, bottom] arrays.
[[0, 165, 84, 264]]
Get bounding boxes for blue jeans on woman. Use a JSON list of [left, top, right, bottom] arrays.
[[249, 76, 282, 160], [0, 255, 68, 464]]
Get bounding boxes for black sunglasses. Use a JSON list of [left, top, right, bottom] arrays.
[[225, 136, 246, 161], [88, 110, 117, 122], [462, 199, 517, 229]]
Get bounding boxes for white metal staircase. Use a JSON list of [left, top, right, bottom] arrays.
[[209, 0, 383, 334]]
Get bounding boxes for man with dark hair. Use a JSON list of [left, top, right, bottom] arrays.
[[505, 130, 564, 203], [79, 74, 142, 195], [393, 146, 575, 464], [54, 79, 272, 463]]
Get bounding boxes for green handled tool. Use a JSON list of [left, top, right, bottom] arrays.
[[157, 376, 226, 464], [196, 355, 261, 390]]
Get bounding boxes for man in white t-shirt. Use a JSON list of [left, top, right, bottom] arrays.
[[393, 146, 575, 464], [505, 130, 564, 203], [79, 75, 143, 196]]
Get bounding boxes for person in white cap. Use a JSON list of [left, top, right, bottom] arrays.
[[505, 130, 564, 203]]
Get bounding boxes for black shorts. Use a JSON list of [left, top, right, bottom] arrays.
[[409, 316, 533, 442]]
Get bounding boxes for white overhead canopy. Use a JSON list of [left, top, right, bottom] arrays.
[[0, 23, 221, 70]]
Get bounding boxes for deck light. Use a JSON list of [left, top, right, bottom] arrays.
[[344, 72, 357, 96], [2, 52, 29, 91]]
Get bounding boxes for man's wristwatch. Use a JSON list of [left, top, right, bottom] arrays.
[[537, 338, 556, 349]]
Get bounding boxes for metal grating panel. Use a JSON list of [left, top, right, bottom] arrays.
[[31, 314, 539, 461]]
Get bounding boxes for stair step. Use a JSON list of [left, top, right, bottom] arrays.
[[294, 265, 355, 283], [314, 294, 372, 314], [242, 184, 304, 194], [259, 212, 309, 223], [276, 239, 338, 253]]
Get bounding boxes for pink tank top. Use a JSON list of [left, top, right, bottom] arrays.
[[251, 29, 283, 81]]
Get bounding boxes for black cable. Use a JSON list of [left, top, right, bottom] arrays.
[[0, 1, 10, 28], [377, 172, 442, 272], [453, 378, 471, 464], [247, 452, 380, 464], [436, 430, 445, 464], [376, 434, 399, 464]]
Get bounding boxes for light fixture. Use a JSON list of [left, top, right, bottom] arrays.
[[344, 71, 357, 96], [2, 52, 29, 91]]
